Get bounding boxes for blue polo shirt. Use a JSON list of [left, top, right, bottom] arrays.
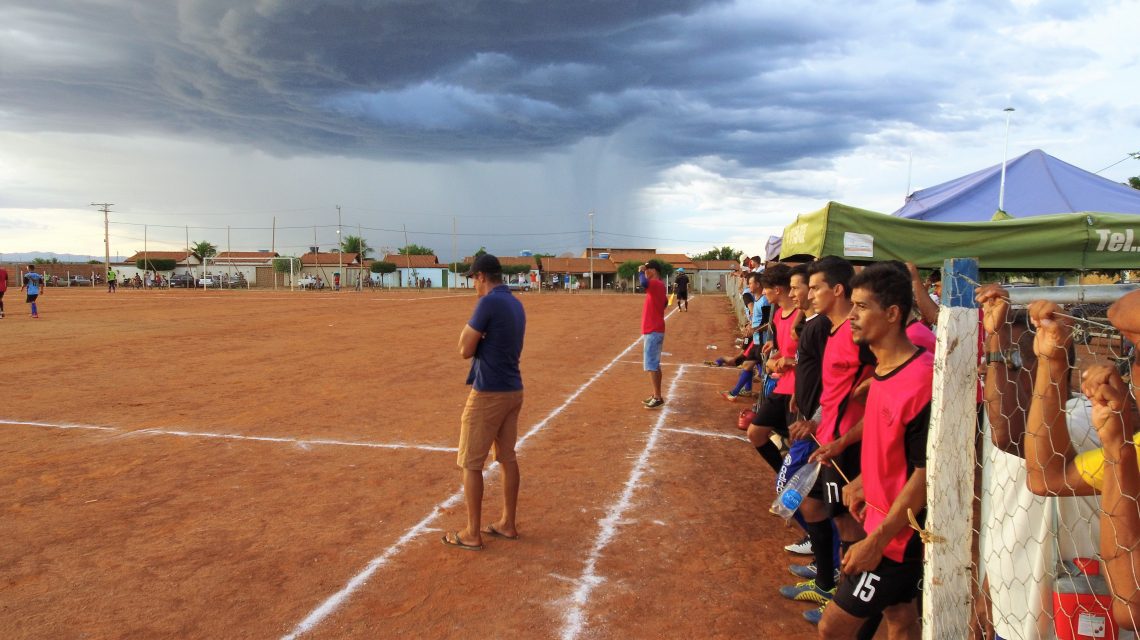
[[465, 285, 526, 392]]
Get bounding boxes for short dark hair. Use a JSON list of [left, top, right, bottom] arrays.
[[761, 263, 792, 289], [806, 256, 855, 298], [645, 259, 666, 273], [789, 263, 809, 282], [928, 269, 942, 284], [747, 271, 764, 285], [27, 264, 36, 270], [850, 262, 913, 328]]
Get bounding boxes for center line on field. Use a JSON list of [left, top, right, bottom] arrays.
[[281, 306, 682, 640], [560, 364, 688, 640], [0, 419, 454, 452]]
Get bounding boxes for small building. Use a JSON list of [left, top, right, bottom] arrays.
[[381, 254, 452, 288], [299, 252, 362, 289], [540, 257, 618, 290], [120, 251, 200, 282], [461, 255, 541, 289]]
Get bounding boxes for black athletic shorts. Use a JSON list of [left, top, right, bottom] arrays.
[[832, 555, 923, 619], [677, 290, 688, 300], [26, 293, 38, 303], [807, 442, 861, 516], [751, 392, 791, 436]]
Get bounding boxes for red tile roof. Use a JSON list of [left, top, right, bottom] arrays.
[[691, 260, 740, 270], [300, 252, 360, 266], [380, 254, 445, 268], [123, 251, 193, 262], [216, 251, 279, 259], [540, 257, 617, 274]]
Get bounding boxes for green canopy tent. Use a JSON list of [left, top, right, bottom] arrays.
[[779, 201, 1140, 270]]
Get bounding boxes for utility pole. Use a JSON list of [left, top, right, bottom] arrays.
[[588, 209, 597, 289], [336, 205, 342, 293], [90, 202, 113, 285], [451, 216, 457, 291], [402, 223, 411, 288]]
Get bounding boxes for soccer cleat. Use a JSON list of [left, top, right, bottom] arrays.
[[720, 391, 738, 402], [779, 579, 834, 604], [803, 605, 825, 625], [642, 397, 656, 406], [789, 563, 817, 579], [736, 389, 754, 397], [644, 397, 665, 409], [785, 535, 813, 555]]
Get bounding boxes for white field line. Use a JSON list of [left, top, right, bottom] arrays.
[[0, 419, 455, 453], [281, 306, 681, 640], [559, 364, 688, 640], [661, 426, 749, 442]]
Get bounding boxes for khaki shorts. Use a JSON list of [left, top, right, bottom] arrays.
[[457, 389, 524, 470]]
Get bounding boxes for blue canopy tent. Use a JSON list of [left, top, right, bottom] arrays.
[[892, 149, 1140, 222]]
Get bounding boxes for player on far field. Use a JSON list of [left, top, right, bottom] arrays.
[[817, 262, 934, 640], [19, 264, 44, 319], [672, 268, 690, 312]]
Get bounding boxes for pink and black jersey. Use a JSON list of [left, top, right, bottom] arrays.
[[816, 318, 874, 445], [861, 348, 934, 563], [771, 306, 801, 395]]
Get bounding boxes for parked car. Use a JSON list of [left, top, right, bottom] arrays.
[[68, 275, 93, 286], [197, 276, 215, 287], [168, 273, 196, 288]]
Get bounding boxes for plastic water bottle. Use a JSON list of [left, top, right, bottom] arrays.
[[770, 461, 821, 520], [707, 344, 718, 350]]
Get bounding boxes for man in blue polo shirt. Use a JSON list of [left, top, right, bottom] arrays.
[[443, 254, 527, 551]]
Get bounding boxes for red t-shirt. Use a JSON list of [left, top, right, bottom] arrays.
[[905, 321, 936, 354], [0, 268, 7, 292], [772, 307, 801, 395], [641, 278, 667, 334], [816, 318, 873, 445], [861, 348, 934, 563]]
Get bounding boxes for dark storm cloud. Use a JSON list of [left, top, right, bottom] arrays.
[[0, 0, 1106, 170]]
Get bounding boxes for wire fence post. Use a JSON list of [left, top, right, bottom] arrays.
[[924, 257, 979, 639]]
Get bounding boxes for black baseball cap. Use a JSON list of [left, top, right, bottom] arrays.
[[464, 254, 502, 277]]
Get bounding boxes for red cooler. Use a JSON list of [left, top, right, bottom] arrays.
[[1053, 557, 1118, 640]]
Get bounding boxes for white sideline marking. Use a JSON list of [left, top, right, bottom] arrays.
[[0, 419, 455, 453], [281, 307, 681, 640], [662, 427, 749, 442], [559, 365, 688, 640]]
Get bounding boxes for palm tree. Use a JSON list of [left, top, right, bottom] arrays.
[[189, 241, 217, 277], [340, 235, 373, 259]]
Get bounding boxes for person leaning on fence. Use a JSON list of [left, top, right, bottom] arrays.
[[780, 256, 875, 623], [746, 263, 800, 473], [974, 283, 1103, 639], [0, 265, 8, 319], [1020, 289, 1140, 630], [818, 261, 934, 640]]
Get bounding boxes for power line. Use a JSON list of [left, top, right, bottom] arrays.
[[1095, 151, 1140, 174]]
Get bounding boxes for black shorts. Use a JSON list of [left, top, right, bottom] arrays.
[[676, 290, 688, 300], [807, 442, 861, 515], [751, 392, 791, 436], [832, 555, 923, 619], [26, 293, 38, 303]]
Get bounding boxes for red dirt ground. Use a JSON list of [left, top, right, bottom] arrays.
[[0, 287, 833, 639]]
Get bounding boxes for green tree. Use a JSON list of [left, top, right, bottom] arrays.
[[137, 258, 176, 271], [398, 244, 435, 255], [502, 264, 530, 276], [691, 245, 740, 261], [189, 241, 218, 261], [273, 257, 302, 273], [340, 235, 374, 259], [370, 261, 397, 287], [616, 260, 642, 282], [1128, 176, 1140, 190], [473, 246, 488, 259]]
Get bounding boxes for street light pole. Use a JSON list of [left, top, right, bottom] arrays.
[[336, 204, 342, 292], [90, 202, 113, 285], [998, 107, 1015, 213], [588, 210, 594, 290]]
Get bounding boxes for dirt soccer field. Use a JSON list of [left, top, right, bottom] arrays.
[[0, 287, 830, 639]]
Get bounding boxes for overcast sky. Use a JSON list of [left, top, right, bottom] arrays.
[[2, 0, 1139, 261]]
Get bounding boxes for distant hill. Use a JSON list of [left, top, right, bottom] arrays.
[[0, 251, 125, 264]]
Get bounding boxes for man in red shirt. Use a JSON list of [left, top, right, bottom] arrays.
[[818, 262, 933, 639], [747, 262, 800, 472], [638, 260, 668, 409]]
